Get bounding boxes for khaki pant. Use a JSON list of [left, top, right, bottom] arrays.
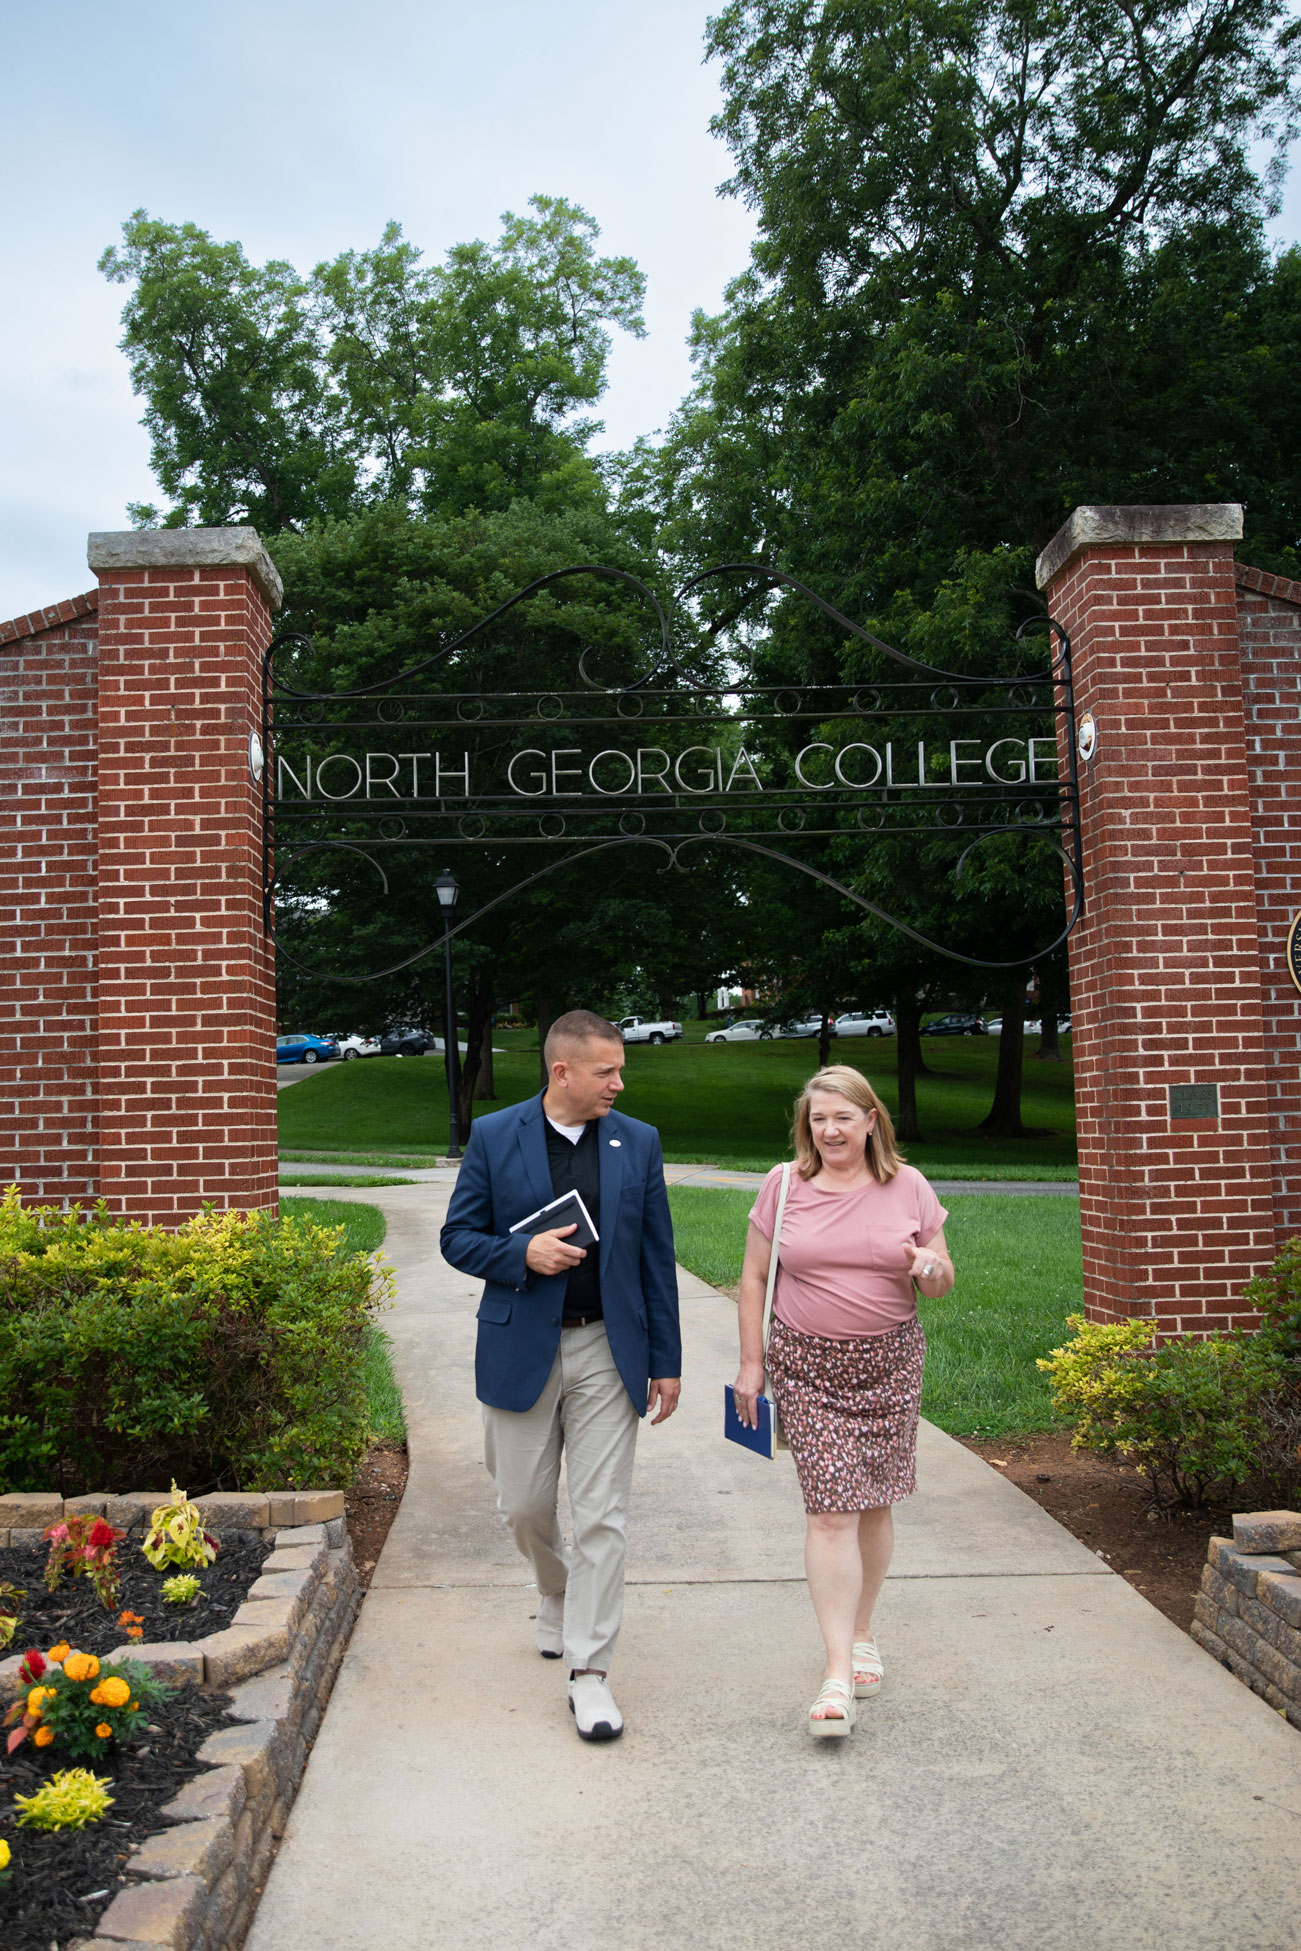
[[482, 1319, 640, 1673]]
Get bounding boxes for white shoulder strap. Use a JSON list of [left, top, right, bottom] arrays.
[[762, 1162, 793, 1348]]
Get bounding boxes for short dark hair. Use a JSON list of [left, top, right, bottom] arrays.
[[544, 1009, 623, 1070]]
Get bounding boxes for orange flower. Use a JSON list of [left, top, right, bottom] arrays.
[[95, 1722, 113, 1739], [46, 1642, 70, 1664], [126, 1626, 143, 1641], [33, 1725, 55, 1747], [130, 1700, 139, 1711], [91, 1677, 130, 1709], [62, 1653, 99, 1683], [27, 1685, 55, 1716]]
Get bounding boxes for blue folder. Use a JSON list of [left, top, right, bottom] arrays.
[[724, 1384, 776, 1459]]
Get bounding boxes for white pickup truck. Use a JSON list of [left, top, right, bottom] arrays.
[[618, 1015, 683, 1046]]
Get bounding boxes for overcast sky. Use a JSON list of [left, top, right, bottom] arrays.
[[0, 0, 755, 621], [3, 3, 1299, 626]]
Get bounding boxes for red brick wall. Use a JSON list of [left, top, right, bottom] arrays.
[[1236, 563, 1301, 1248], [95, 563, 277, 1223], [1046, 538, 1274, 1332], [0, 596, 100, 1207], [0, 546, 278, 1226]]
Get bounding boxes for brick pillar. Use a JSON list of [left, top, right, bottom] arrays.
[[1235, 564, 1301, 1246], [1037, 505, 1275, 1334], [89, 529, 280, 1224], [0, 595, 100, 1205]]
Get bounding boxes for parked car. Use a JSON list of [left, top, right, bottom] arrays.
[[778, 1016, 828, 1038], [327, 1033, 381, 1060], [834, 1010, 895, 1038], [618, 1015, 683, 1045], [276, 1034, 338, 1065], [705, 1018, 772, 1042], [920, 1013, 988, 1036], [380, 1028, 435, 1057]]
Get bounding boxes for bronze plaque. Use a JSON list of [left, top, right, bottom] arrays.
[[1169, 1083, 1219, 1120]]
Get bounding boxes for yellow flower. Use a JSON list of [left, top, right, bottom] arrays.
[[33, 1725, 55, 1747], [46, 1642, 70, 1664], [27, 1685, 55, 1715], [90, 1677, 130, 1709], [62, 1653, 100, 1683], [95, 1723, 113, 1739], [0, 1836, 9, 1869]]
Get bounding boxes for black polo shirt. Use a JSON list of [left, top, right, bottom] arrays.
[[544, 1114, 602, 1324]]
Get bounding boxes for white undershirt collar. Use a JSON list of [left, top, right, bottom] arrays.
[[545, 1114, 586, 1145]]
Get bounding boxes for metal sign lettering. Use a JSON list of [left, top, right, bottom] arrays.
[[262, 563, 1083, 979]]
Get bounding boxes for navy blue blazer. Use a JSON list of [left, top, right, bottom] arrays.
[[439, 1095, 681, 1414]]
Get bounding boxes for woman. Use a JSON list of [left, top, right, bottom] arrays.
[[732, 1064, 954, 1737]]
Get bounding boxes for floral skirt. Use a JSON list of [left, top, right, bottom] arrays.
[[766, 1314, 926, 1514]]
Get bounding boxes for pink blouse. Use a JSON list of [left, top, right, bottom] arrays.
[[749, 1163, 948, 1340]]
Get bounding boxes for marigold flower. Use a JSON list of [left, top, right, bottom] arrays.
[[27, 1686, 55, 1715], [0, 1836, 9, 1869], [62, 1652, 100, 1683], [33, 1725, 55, 1747], [91, 1677, 130, 1709], [95, 1723, 112, 1739], [129, 1700, 139, 1711], [46, 1642, 70, 1664]]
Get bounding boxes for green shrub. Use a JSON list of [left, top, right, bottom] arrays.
[[1038, 1312, 1291, 1508], [0, 1190, 392, 1494]]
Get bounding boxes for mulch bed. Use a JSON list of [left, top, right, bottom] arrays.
[[0, 1535, 274, 1658], [345, 1441, 408, 1587], [961, 1431, 1225, 1633], [0, 1682, 234, 1951]]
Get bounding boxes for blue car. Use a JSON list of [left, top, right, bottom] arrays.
[[276, 1034, 338, 1065]]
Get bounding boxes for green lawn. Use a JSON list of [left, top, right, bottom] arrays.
[[667, 1186, 1081, 1438], [280, 1195, 406, 1443], [279, 1031, 1077, 1178]]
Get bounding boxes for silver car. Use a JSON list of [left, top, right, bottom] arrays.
[[705, 1019, 770, 1042], [833, 1010, 895, 1037]]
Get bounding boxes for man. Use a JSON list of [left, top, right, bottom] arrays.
[[440, 1008, 681, 1741]]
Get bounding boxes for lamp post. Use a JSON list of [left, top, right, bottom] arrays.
[[435, 869, 462, 1159]]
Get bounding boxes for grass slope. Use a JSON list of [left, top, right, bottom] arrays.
[[666, 1186, 1081, 1438], [279, 1030, 1077, 1177], [279, 1194, 406, 1443]]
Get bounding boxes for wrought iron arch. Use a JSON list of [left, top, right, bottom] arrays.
[[262, 565, 1082, 981]]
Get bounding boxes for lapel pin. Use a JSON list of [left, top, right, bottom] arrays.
[[609, 1138, 621, 1147]]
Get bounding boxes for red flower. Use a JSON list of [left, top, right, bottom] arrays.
[[17, 1649, 46, 1683], [88, 1519, 117, 1550]]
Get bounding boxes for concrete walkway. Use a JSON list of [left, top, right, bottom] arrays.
[[249, 1184, 1300, 1951]]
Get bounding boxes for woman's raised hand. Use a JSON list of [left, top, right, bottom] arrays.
[[732, 1359, 767, 1430]]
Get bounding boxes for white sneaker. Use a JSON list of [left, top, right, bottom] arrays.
[[568, 1670, 623, 1742], [536, 1593, 564, 1660]]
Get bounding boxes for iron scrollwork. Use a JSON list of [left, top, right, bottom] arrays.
[[261, 565, 1084, 980]]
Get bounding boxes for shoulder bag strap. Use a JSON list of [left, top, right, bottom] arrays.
[[762, 1161, 793, 1355]]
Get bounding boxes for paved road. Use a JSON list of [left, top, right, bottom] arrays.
[[278, 1156, 1080, 1195], [248, 1183, 1299, 1951]]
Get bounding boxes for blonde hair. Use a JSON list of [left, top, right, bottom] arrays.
[[791, 1065, 903, 1182]]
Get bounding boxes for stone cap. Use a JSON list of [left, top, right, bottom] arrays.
[[1035, 503, 1243, 590], [88, 526, 283, 610]]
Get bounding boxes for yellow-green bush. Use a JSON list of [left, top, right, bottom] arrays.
[[1038, 1312, 1292, 1508], [0, 1191, 393, 1494]]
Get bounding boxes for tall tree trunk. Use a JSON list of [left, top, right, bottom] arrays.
[[1034, 1011, 1062, 1062], [475, 1004, 496, 1100], [817, 1010, 834, 1070], [696, 990, 710, 1020], [976, 983, 1028, 1137], [535, 997, 558, 1092], [894, 997, 924, 1142], [456, 976, 495, 1132]]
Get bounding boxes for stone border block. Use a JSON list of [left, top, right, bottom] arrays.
[[1233, 1510, 1301, 1554], [94, 1872, 207, 1944], [1194, 1513, 1301, 1732], [0, 1491, 63, 1527]]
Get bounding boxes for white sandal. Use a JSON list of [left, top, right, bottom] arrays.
[[853, 1638, 885, 1700], [808, 1676, 856, 1738]]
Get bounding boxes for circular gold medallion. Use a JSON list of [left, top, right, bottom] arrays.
[[1287, 912, 1301, 996]]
